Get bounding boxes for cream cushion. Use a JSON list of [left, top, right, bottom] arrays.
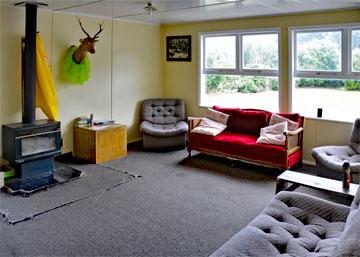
[[205, 108, 230, 125], [191, 117, 227, 136], [269, 114, 298, 131], [256, 122, 288, 145]]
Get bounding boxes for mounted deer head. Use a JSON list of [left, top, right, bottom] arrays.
[[73, 17, 104, 64]]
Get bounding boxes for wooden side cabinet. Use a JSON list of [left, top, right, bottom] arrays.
[[73, 124, 127, 163]]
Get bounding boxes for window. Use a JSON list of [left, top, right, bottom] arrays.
[[205, 35, 237, 70], [200, 29, 280, 111], [242, 33, 278, 70], [290, 24, 360, 121], [352, 29, 360, 72], [295, 30, 342, 72]]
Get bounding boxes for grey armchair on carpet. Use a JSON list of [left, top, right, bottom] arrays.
[[211, 187, 360, 257], [311, 118, 360, 183], [140, 98, 188, 149]]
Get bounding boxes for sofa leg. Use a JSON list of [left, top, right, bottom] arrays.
[[298, 160, 303, 169], [230, 159, 235, 168], [187, 148, 192, 158]]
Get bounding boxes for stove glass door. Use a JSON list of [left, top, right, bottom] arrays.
[[20, 134, 56, 156]]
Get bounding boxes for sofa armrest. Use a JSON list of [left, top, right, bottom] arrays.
[[187, 117, 202, 132], [283, 127, 303, 136], [284, 127, 304, 153]]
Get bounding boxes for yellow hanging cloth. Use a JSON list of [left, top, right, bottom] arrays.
[[36, 33, 58, 120]]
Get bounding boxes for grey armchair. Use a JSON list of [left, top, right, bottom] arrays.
[[311, 118, 360, 183], [140, 98, 188, 149]]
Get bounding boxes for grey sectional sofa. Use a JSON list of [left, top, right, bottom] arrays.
[[211, 188, 360, 257]]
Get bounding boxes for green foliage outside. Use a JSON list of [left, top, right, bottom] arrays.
[[206, 75, 224, 93], [205, 75, 278, 94], [295, 79, 343, 89], [206, 76, 360, 94], [205, 30, 360, 94], [344, 80, 360, 91], [297, 40, 340, 71], [296, 79, 360, 91]]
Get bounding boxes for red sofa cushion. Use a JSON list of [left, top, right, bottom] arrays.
[[213, 106, 240, 131], [243, 108, 272, 123], [232, 109, 268, 136]]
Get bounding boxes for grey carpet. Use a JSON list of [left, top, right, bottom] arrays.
[[0, 149, 352, 257], [0, 163, 134, 224]]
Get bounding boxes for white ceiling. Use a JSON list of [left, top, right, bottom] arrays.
[[2, 0, 360, 24]]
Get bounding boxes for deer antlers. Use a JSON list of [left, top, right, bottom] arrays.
[[72, 17, 104, 64], [76, 16, 104, 41]]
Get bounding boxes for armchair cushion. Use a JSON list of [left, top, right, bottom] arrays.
[[140, 121, 188, 137], [311, 146, 360, 174], [142, 98, 185, 125]]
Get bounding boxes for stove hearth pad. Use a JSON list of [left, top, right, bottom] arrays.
[[3, 165, 82, 196]]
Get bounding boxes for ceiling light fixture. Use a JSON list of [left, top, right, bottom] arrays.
[[144, 2, 157, 15]]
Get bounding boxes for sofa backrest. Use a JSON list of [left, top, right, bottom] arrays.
[[349, 118, 360, 154], [233, 110, 268, 136], [212, 106, 239, 131], [276, 113, 302, 128], [333, 187, 360, 257], [350, 186, 360, 212], [142, 98, 185, 125], [213, 106, 303, 136]]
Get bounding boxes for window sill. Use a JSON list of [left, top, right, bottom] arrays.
[[304, 116, 354, 124]]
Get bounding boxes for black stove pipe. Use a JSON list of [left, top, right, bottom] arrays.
[[22, 3, 37, 124]]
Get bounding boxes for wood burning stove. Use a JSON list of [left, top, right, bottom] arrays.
[[2, 120, 61, 179], [1, 3, 81, 195]]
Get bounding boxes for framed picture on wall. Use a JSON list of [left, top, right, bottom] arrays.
[[166, 35, 191, 62]]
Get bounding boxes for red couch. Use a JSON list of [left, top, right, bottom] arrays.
[[187, 106, 304, 170]]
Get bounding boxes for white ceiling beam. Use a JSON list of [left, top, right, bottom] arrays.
[[113, 0, 245, 19], [54, 0, 104, 11], [258, 0, 287, 13]]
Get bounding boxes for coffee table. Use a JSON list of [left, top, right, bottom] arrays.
[[276, 170, 359, 198]]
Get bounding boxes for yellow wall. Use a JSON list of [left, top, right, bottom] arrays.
[[0, 7, 162, 154], [161, 9, 359, 163], [112, 21, 162, 142]]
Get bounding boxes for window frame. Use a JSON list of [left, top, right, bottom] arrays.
[[293, 28, 345, 78], [290, 23, 360, 81], [202, 33, 239, 74], [240, 31, 280, 76], [288, 23, 360, 119], [350, 28, 360, 75], [199, 28, 281, 108]]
